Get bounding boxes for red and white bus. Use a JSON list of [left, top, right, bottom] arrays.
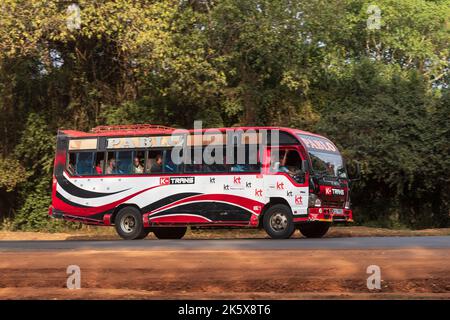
[[49, 124, 354, 239]]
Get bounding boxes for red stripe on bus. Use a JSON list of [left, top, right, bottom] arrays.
[[149, 215, 211, 223]]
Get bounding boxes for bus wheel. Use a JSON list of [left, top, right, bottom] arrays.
[[263, 204, 295, 239], [298, 222, 330, 238], [152, 227, 187, 239], [115, 207, 145, 240]]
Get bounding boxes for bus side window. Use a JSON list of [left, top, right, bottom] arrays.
[[203, 147, 227, 172], [67, 153, 77, 175], [131, 151, 145, 174], [105, 152, 116, 174], [146, 150, 164, 174], [285, 150, 302, 172], [164, 149, 182, 173], [270, 150, 285, 172], [246, 145, 261, 172], [75, 152, 94, 175], [229, 145, 261, 173], [184, 148, 203, 173], [116, 151, 133, 174], [93, 152, 105, 175]]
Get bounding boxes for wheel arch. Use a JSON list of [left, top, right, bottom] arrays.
[[258, 197, 292, 228], [110, 203, 142, 225]]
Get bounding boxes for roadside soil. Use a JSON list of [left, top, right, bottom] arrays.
[[0, 248, 449, 299]]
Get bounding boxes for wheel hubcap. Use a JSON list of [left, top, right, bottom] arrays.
[[120, 215, 136, 233], [270, 212, 288, 231]]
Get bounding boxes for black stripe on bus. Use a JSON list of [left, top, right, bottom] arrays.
[[56, 191, 92, 208], [57, 174, 130, 199], [149, 202, 252, 221], [140, 192, 202, 213]]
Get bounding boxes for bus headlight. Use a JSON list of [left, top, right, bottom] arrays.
[[314, 198, 322, 207], [308, 194, 322, 207]]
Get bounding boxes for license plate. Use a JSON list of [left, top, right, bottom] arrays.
[[332, 208, 344, 214]]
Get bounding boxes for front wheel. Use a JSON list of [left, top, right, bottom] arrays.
[[263, 204, 295, 239], [152, 227, 187, 239], [297, 222, 330, 238], [114, 207, 147, 240]]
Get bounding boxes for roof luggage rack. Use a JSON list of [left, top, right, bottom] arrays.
[[91, 124, 176, 133]]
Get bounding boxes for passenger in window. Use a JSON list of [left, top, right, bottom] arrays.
[[132, 156, 144, 174], [325, 162, 335, 176], [275, 151, 304, 183], [150, 153, 163, 173], [278, 151, 297, 175], [271, 151, 294, 175], [105, 158, 117, 174], [95, 160, 103, 175]]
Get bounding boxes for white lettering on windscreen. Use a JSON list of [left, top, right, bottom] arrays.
[[300, 136, 337, 152]]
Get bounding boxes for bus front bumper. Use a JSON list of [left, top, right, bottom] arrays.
[[293, 207, 353, 223]]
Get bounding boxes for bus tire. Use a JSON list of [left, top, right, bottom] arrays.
[[114, 207, 145, 240], [152, 227, 187, 239], [263, 204, 295, 239], [298, 222, 330, 238]]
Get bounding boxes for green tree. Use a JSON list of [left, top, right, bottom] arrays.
[[0, 0, 448, 229]]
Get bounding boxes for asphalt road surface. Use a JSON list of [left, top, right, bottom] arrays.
[[0, 236, 449, 251]]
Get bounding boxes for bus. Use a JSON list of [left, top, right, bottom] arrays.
[[49, 124, 355, 240]]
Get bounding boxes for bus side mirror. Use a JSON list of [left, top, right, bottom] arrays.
[[273, 161, 280, 171]]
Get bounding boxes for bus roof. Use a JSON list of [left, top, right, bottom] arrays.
[[59, 125, 327, 140]]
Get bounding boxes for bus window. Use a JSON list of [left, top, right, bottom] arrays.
[[93, 152, 105, 175], [246, 145, 261, 172], [75, 152, 94, 175], [164, 150, 182, 173], [131, 151, 145, 174], [116, 151, 133, 174], [105, 152, 117, 174], [146, 150, 164, 174], [67, 153, 76, 175], [284, 150, 302, 172], [270, 150, 285, 172], [229, 145, 261, 173], [184, 148, 203, 173], [271, 149, 304, 182], [203, 147, 227, 173]]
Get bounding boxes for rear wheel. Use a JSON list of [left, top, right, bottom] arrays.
[[114, 207, 146, 240], [152, 226, 187, 239], [263, 204, 295, 239], [298, 222, 330, 238]]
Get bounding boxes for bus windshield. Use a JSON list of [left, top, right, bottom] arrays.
[[297, 134, 347, 178], [309, 151, 347, 178]]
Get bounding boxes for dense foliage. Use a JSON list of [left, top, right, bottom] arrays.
[[0, 0, 448, 230]]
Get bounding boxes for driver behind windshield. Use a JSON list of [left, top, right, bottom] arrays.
[[325, 162, 335, 176], [278, 151, 293, 174], [271, 151, 302, 176]]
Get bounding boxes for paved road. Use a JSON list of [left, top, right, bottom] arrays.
[[0, 236, 449, 251]]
